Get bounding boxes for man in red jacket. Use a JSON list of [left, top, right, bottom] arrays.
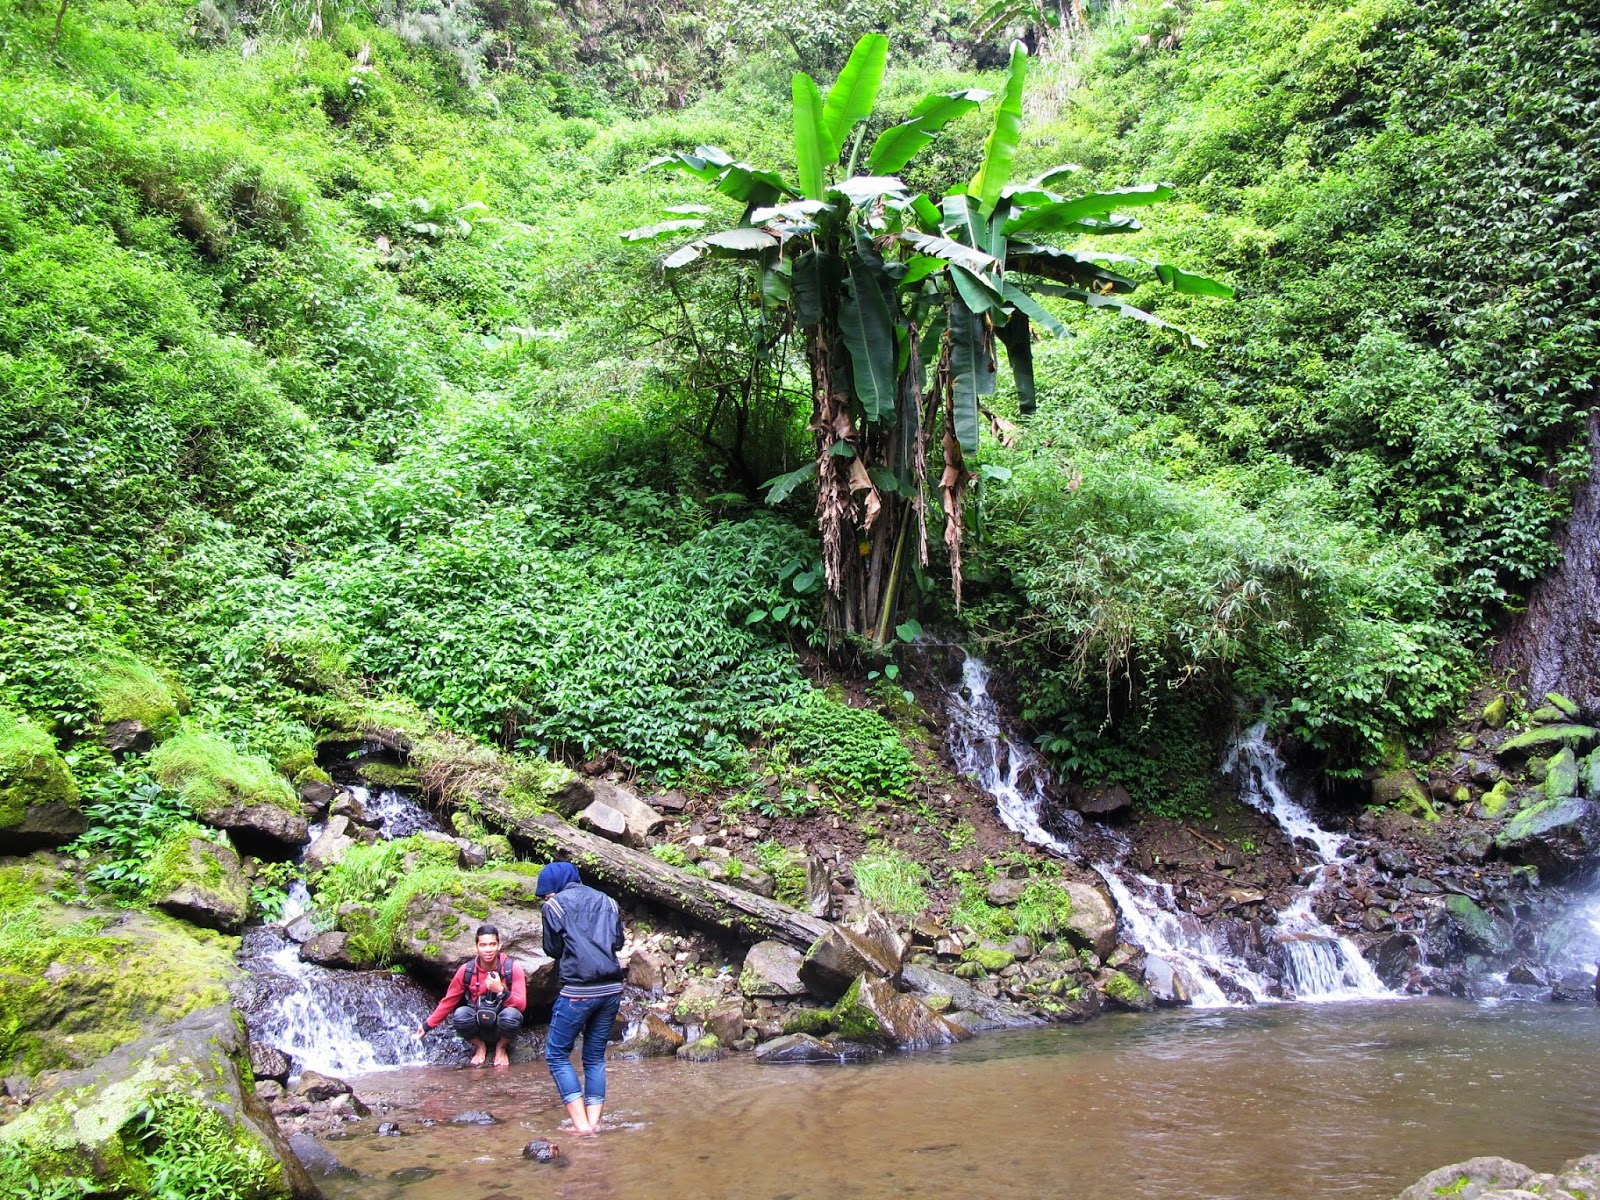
[[414, 925, 527, 1067]]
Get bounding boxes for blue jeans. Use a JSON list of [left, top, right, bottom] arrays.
[[544, 992, 621, 1105]]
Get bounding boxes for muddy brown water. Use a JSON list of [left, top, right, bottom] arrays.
[[319, 1000, 1600, 1200]]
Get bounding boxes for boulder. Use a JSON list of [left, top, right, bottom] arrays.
[[1373, 933, 1420, 990], [298, 779, 339, 814], [850, 910, 910, 975], [577, 800, 629, 841], [0, 710, 84, 850], [150, 732, 309, 853], [705, 1001, 747, 1047], [1141, 954, 1195, 1006], [1494, 796, 1600, 880], [1550, 970, 1598, 1004], [830, 975, 968, 1050], [798, 923, 903, 1001], [1482, 696, 1509, 728], [1435, 894, 1512, 958], [289, 1131, 356, 1178], [1060, 880, 1119, 958], [676, 1035, 721, 1062], [1546, 747, 1582, 800], [249, 1043, 292, 1085], [293, 1069, 352, 1102], [616, 1013, 685, 1059], [1072, 784, 1132, 816], [299, 930, 372, 970], [0, 1005, 316, 1199], [303, 815, 356, 876], [392, 869, 557, 994], [755, 1032, 879, 1065], [151, 836, 250, 933], [1370, 769, 1438, 821], [627, 947, 668, 992], [1495, 724, 1600, 760], [0, 893, 238, 1076], [728, 862, 776, 898], [588, 781, 666, 847], [1102, 970, 1155, 1012], [1395, 1156, 1540, 1200], [740, 940, 806, 998], [329, 790, 379, 828], [1583, 748, 1600, 798], [899, 961, 1041, 1030], [1478, 780, 1515, 817]]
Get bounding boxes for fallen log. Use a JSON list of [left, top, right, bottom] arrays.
[[474, 801, 831, 951]]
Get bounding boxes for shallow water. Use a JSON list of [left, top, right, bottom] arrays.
[[319, 999, 1600, 1200]]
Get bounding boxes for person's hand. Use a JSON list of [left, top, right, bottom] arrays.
[[485, 972, 505, 995], [413, 1024, 428, 1042]]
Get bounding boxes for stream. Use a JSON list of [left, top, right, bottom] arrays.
[[316, 1000, 1600, 1200]]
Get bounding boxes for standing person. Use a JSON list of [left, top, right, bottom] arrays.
[[537, 861, 625, 1137], [414, 925, 527, 1067]]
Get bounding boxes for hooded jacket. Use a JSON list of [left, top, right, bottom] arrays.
[[541, 881, 625, 995]]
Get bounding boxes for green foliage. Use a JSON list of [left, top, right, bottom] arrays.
[[947, 870, 1014, 940], [763, 689, 915, 804], [78, 653, 188, 738], [1011, 878, 1073, 941], [0, 1142, 90, 1200], [128, 1093, 278, 1200], [852, 848, 929, 918], [0, 709, 79, 828], [312, 837, 463, 963], [67, 766, 206, 902], [650, 843, 691, 868]]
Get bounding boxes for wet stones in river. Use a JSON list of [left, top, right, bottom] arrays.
[[677, 1034, 722, 1062], [1394, 1152, 1600, 1200], [1434, 894, 1513, 958], [295, 1069, 354, 1102], [523, 1139, 561, 1162], [304, 815, 358, 876], [300, 930, 373, 970], [1140, 955, 1193, 1006], [798, 919, 906, 1001], [390, 1167, 445, 1185], [393, 869, 556, 993], [626, 946, 668, 992], [617, 1013, 684, 1059], [450, 1110, 502, 1125], [1549, 969, 1599, 1004], [1059, 880, 1119, 959], [831, 975, 969, 1050], [289, 1132, 357, 1178], [248, 1042, 292, 1085], [755, 1032, 879, 1065], [1373, 933, 1421, 991], [1494, 796, 1600, 881]]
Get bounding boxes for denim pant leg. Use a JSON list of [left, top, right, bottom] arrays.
[[579, 993, 622, 1105], [544, 997, 585, 1103], [450, 1006, 480, 1043], [494, 1006, 523, 1046]]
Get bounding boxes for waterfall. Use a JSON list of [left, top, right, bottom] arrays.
[[943, 652, 1391, 1006], [243, 784, 448, 1075], [1223, 724, 1391, 1001], [239, 930, 437, 1077]]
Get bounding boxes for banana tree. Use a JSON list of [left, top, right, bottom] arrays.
[[624, 36, 1231, 646]]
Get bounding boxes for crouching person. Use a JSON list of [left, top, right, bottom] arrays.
[[415, 924, 527, 1067], [537, 862, 624, 1136]]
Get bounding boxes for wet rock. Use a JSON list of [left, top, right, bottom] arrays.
[[1506, 961, 1545, 986], [627, 946, 668, 992], [249, 1042, 292, 1085], [705, 1001, 747, 1047], [1550, 970, 1598, 1004], [304, 815, 357, 876], [1376, 846, 1414, 875], [1478, 780, 1515, 817], [1141, 955, 1194, 1006], [1370, 769, 1437, 821], [798, 923, 902, 1001], [299, 779, 339, 812], [1482, 696, 1510, 729], [390, 1166, 444, 1183], [295, 1070, 353, 1102], [290, 1132, 356, 1178], [1436, 895, 1512, 957], [522, 1138, 560, 1162], [617, 1013, 686, 1059], [1496, 723, 1600, 760], [1546, 747, 1582, 800], [755, 1032, 879, 1064], [1467, 759, 1499, 786], [1494, 796, 1600, 880], [1072, 784, 1132, 816], [256, 1079, 284, 1101], [378, 1122, 403, 1137], [0, 1005, 314, 1198], [449, 1109, 500, 1125], [1102, 970, 1155, 1012], [329, 790, 378, 828], [283, 912, 316, 944], [152, 836, 249, 932], [740, 940, 805, 999], [831, 975, 968, 1050], [677, 1034, 722, 1062], [1396, 1156, 1537, 1200], [900, 962, 1041, 1030], [934, 936, 964, 958], [300, 930, 371, 970]]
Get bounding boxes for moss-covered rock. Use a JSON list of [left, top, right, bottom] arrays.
[[1479, 780, 1515, 817], [0, 1004, 313, 1198], [1103, 970, 1155, 1011], [150, 835, 250, 933], [781, 1007, 836, 1036], [0, 882, 237, 1076], [1545, 746, 1582, 801], [0, 711, 83, 849], [1438, 894, 1512, 957], [79, 652, 188, 749], [962, 946, 1017, 973], [1494, 796, 1600, 880], [1482, 696, 1509, 729], [150, 733, 307, 851], [1547, 693, 1582, 719], [827, 977, 885, 1043], [676, 1034, 721, 1062], [1370, 769, 1438, 822], [392, 867, 555, 995], [1495, 723, 1600, 760]]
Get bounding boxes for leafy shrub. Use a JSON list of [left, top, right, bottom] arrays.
[[67, 767, 208, 902], [148, 733, 298, 815], [129, 1093, 279, 1200], [763, 689, 915, 804]]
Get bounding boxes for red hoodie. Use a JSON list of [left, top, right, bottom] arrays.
[[423, 955, 527, 1028]]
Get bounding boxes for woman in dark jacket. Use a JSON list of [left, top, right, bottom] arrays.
[[537, 861, 625, 1136]]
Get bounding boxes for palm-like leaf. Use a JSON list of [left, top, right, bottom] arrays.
[[821, 34, 889, 161], [968, 42, 1028, 216]]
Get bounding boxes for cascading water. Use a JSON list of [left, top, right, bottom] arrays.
[[1222, 724, 1390, 1002], [943, 653, 1391, 1007], [243, 784, 447, 1074], [239, 929, 437, 1076]]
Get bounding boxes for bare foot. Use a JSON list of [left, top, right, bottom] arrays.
[[468, 1040, 487, 1067], [492, 1050, 511, 1068]]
